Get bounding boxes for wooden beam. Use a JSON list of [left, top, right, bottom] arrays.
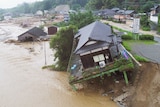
[[70, 68, 119, 84], [123, 71, 129, 85]]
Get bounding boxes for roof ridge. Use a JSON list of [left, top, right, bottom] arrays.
[[89, 21, 100, 39]]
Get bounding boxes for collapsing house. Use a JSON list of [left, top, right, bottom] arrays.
[[68, 21, 135, 86], [18, 27, 47, 42]]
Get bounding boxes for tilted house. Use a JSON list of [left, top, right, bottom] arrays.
[[18, 27, 47, 42], [69, 21, 135, 85], [74, 21, 122, 69]]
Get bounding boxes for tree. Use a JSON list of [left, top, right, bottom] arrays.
[[69, 11, 95, 28], [50, 25, 77, 71], [140, 15, 150, 31], [85, 0, 103, 10], [157, 14, 160, 34]]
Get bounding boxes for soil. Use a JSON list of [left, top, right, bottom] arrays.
[[129, 62, 160, 107], [77, 62, 160, 107]]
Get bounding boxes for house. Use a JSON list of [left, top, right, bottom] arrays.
[[97, 9, 116, 19], [74, 21, 122, 69], [3, 13, 12, 21], [125, 10, 135, 19], [111, 7, 120, 12], [18, 27, 47, 42], [114, 10, 135, 22], [150, 4, 160, 24], [69, 21, 134, 86]]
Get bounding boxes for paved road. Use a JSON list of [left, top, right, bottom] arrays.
[[154, 36, 160, 43], [103, 20, 160, 64], [131, 43, 160, 63]]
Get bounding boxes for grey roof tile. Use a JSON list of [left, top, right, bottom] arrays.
[[75, 21, 113, 53]]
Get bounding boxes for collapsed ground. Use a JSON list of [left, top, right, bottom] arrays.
[[77, 62, 160, 107], [75, 40, 160, 107]]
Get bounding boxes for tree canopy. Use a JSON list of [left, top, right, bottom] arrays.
[[50, 25, 77, 71], [69, 11, 95, 28], [1, 0, 160, 14], [2, 0, 89, 14], [86, 0, 160, 12]]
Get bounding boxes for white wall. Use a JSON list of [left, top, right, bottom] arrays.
[[150, 15, 158, 24]]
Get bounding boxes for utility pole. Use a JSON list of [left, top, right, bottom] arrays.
[[44, 42, 47, 65]]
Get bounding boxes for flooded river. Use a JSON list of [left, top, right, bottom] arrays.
[[0, 23, 118, 107]]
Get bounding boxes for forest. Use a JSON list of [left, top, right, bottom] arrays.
[[0, 0, 160, 15]]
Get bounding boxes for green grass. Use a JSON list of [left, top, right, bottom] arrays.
[[133, 55, 149, 62], [122, 41, 132, 51], [123, 40, 156, 46], [113, 26, 133, 36]]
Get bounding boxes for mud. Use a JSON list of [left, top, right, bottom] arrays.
[[130, 62, 160, 107], [0, 23, 118, 107]]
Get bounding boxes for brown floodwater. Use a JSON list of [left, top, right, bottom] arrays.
[[0, 24, 118, 107]]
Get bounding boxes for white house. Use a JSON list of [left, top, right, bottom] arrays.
[[150, 4, 160, 24]]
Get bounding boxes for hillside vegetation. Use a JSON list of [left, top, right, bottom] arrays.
[[0, 0, 160, 15]]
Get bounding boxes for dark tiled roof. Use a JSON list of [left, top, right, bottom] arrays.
[[74, 21, 113, 53], [111, 7, 120, 12], [76, 41, 110, 54], [19, 27, 47, 37], [102, 9, 116, 16], [125, 10, 134, 15], [116, 10, 134, 15]]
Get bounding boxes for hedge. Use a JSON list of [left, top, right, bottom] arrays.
[[122, 34, 133, 40], [139, 34, 154, 40]]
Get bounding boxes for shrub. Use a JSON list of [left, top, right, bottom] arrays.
[[122, 34, 133, 40], [139, 34, 154, 40], [141, 26, 150, 31]]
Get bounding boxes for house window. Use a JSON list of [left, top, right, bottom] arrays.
[[93, 54, 105, 62]]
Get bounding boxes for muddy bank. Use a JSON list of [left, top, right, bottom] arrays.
[[129, 62, 160, 107]]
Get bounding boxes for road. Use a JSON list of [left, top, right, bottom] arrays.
[[103, 20, 160, 64]]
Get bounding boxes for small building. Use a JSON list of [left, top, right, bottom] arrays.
[[18, 27, 47, 42], [47, 26, 58, 35]]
